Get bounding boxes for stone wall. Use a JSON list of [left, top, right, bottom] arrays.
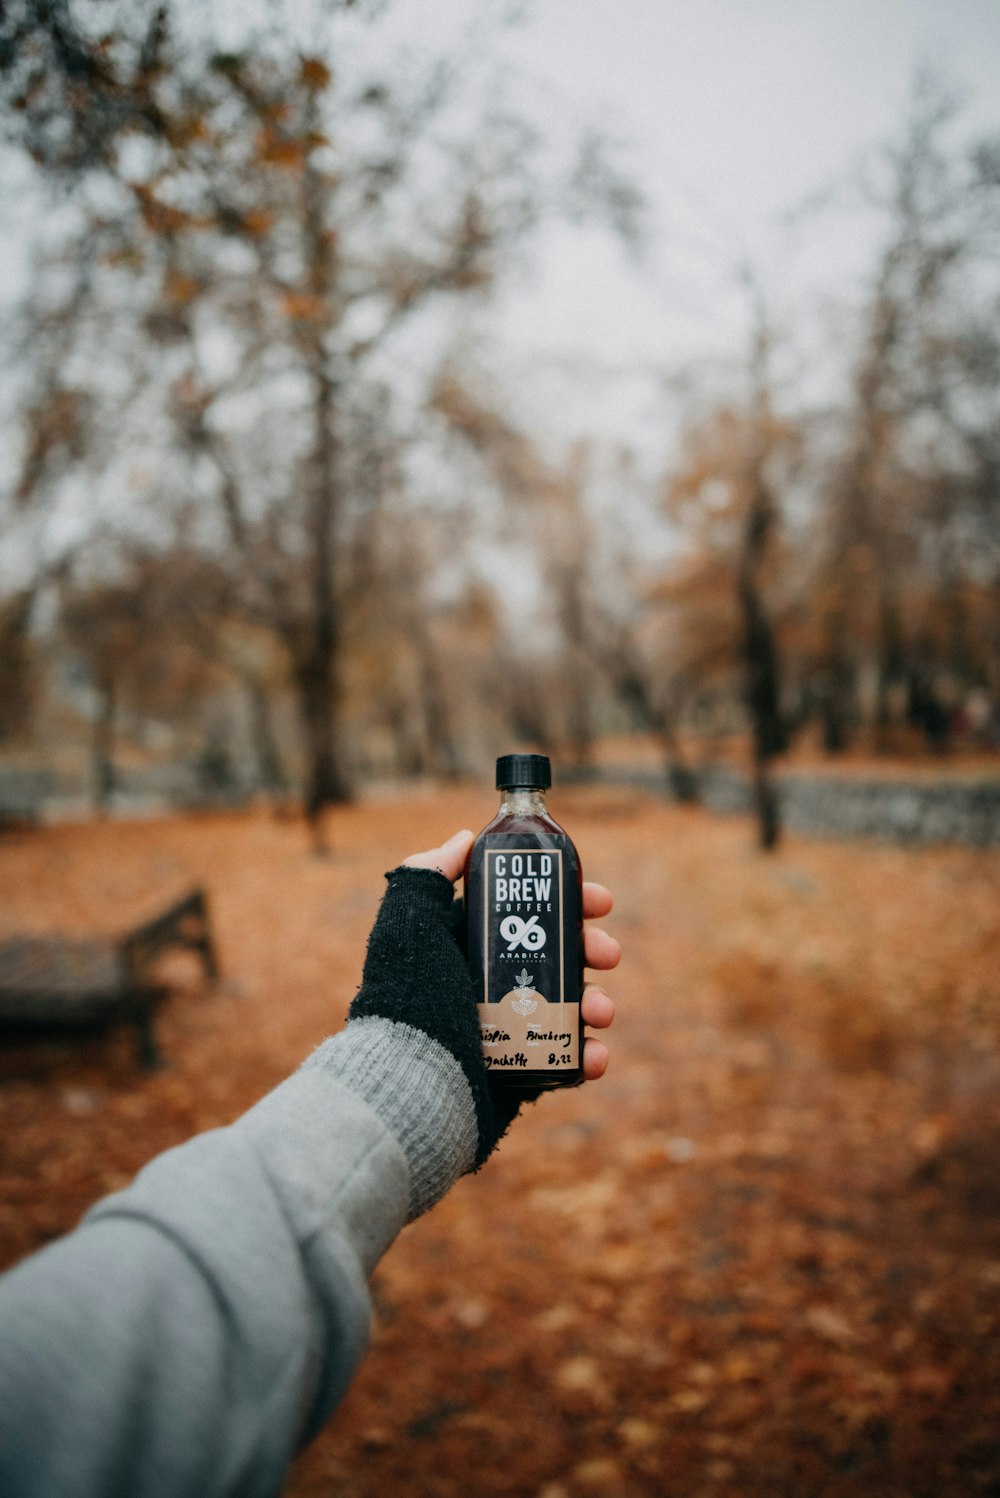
[[5, 758, 999, 844], [571, 763, 1000, 846], [0, 763, 251, 823]]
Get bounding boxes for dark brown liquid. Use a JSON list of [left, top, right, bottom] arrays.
[[464, 804, 584, 1090]]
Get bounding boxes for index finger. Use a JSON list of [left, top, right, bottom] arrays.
[[583, 882, 613, 919]]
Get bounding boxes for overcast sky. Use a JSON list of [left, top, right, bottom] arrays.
[[3, 0, 999, 462], [378, 0, 1000, 446]]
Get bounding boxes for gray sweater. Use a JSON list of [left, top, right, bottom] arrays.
[[0, 1017, 480, 1498]]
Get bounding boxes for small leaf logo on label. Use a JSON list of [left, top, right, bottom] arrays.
[[511, 967, 538, 1015]]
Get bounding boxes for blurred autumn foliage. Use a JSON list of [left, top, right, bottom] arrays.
[[0, 4, 997, 851]]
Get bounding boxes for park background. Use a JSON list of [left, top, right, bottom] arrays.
[[1, 2, 999, 1494]]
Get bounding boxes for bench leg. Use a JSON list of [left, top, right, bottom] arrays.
[[197, 933, 220, 982], [135, 1006, 162, 1071], [194, 894, 220, 980]]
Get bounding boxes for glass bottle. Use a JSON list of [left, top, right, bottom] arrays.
[[464, 754, 584, 1089]]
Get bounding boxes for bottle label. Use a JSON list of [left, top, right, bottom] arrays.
[[475, 846, 580, 1075]]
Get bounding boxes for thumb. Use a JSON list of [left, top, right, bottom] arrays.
[[402, 828, 475, 883]]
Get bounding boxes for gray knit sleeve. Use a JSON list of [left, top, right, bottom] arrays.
[[0, 1021, 478, 1498], [303, 1016, 479, 1219]]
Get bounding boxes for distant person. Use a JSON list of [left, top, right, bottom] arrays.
[[0, 829, 618, 1498]]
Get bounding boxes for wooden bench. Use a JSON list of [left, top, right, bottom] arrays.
[[0, 889, 219, 1070]]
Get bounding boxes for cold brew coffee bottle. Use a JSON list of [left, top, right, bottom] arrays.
[[464, 754, 584, 1089]]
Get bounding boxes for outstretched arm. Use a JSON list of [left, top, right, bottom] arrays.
[[0, 830, 617, 1498]]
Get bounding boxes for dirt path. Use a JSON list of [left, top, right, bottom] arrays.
[[1, 787, 999, 1496]]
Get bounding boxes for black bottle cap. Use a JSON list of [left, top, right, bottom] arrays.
[[496, 753, 551, 791]]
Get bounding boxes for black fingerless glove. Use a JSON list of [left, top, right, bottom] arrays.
[[349, 865, 530, 1168]]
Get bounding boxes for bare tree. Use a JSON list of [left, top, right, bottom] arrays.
[[58, 545, 232, 810], [663, 295, 797, 847], [0, 586, 40, 744], [4, 1, 642, 839], [738, 289, 789, 847], [817, 79, 1000, 752]]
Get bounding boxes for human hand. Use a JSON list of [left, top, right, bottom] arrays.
[[404, 828, 618, 1082], [348, 826, 619, 1175]]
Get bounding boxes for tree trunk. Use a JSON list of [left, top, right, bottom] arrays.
[[0, 588, 36, 742], [295, 639, 351, 823], [243, 672, 287, 798], [295, 94, 352, 837], [817, 584, 854, 753], [736, 300, 787, 849], [93, 665, 116, 816], [565, 657, 595, 768], [873, 584, 903, 754], [418, 649, 461, 778], [739, 561, 785, 849], [296, 341, 351, 825], [738, 484, 786, 849], [506, 679, 552, 753], [750, 750, 780, 851], [820, 674, 852, 753]]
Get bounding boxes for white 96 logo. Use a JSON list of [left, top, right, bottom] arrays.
[[500, 914, 547, 952]]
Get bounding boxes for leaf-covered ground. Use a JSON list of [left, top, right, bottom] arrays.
[[1, 787, 999, 1497]]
